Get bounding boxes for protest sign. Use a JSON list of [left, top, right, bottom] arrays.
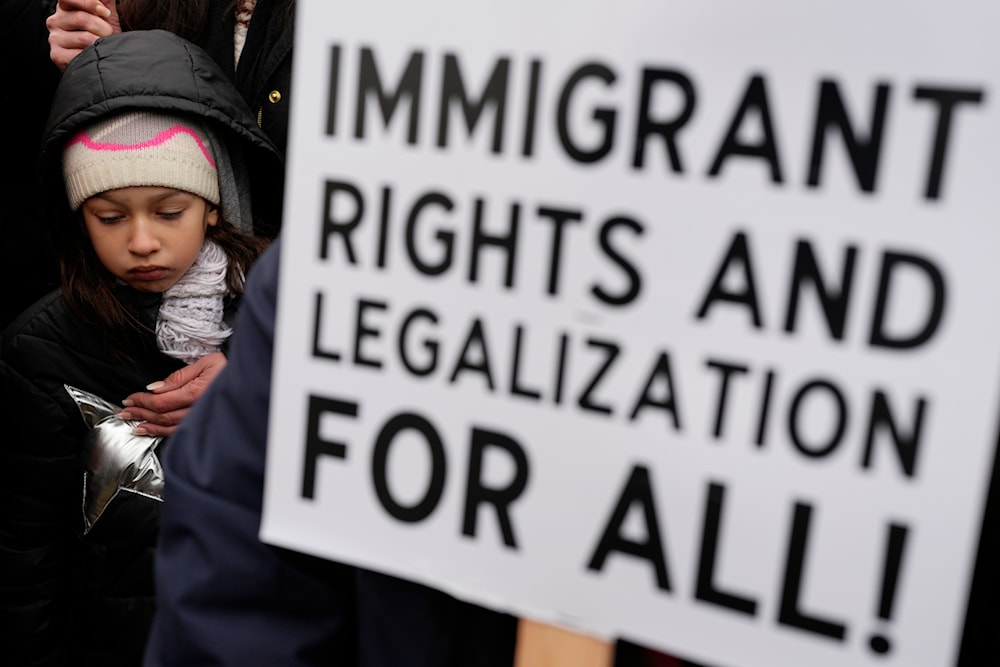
[[261, 2, 1000, 664]]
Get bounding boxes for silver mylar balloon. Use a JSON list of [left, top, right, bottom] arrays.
[[65, 385, 164, 534]]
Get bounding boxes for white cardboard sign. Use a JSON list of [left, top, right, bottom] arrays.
[[262, 2, 1000, 665]]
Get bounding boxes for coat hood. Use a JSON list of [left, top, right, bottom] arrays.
[[40, 30, 284, 237]]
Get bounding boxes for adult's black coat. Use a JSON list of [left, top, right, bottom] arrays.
[[198, 0, 294, 161], [0, 30, 281, 667]]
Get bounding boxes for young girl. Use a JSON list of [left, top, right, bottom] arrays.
[[0, 30, 282, 666]]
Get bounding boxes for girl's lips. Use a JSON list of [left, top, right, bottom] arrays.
[[129, 266, 168, 281]]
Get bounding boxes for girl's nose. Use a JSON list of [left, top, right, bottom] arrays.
[[128, 220, 161, 256]]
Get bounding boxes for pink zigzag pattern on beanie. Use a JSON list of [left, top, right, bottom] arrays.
[[66, 125, 217, 168]]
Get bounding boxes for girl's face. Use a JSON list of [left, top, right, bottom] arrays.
[[81, 186, 219, 293]]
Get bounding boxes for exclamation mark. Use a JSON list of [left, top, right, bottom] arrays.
[[869, 523, 909, 655]]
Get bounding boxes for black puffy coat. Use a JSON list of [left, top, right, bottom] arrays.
[[198, 0, 294, 161], [0, 30, 280, 667]]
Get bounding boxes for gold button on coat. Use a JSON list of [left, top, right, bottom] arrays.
[[268, 90, 281, 103]]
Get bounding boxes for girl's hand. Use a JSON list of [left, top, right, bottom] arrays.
[[119, 352, 228, 437], [47, 0, 120, 71]]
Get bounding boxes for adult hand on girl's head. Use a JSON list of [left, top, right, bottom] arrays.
[[119, 352, 229, 437], [47, 0, 120, 71]]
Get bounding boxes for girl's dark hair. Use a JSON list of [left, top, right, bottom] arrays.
[[59, 210, 269, 354]]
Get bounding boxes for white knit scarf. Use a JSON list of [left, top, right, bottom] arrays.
[[155, 239, 233, 364]]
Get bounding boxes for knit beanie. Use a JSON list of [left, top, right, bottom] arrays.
[[62, 110, 221, 211]]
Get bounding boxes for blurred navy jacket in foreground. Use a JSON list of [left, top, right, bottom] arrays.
[[144, 237, 518, 666]]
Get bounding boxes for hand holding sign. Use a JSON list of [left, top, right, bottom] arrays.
[[514, 620, 614, 667]]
